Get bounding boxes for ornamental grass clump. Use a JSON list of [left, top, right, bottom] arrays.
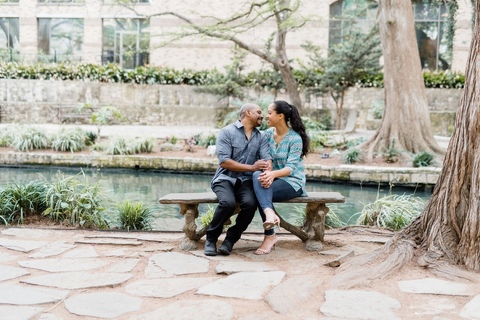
[[11, 126, 50, 151], [353, 194, 425, 230], [118, 200, 154, 231], [51, 127, 86, 152], [412, 151, 435, 167], [199, 205, 231, 231], [0, 124, 16, 147], [342, 148, 362, 164], [43, 172, 109, 228], [0, 181, 47, 224], [293, 205, 346, 229]]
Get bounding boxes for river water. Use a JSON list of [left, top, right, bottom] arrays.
[[0, 166, 433, 231]]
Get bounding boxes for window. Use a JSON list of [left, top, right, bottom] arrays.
[[0, 17, 19, 61], [38, 18, 84, 62], [102, 18, 150, 69], [329, 0, 378, 48], [0, 18, 19, 50], [103, 0, 149, 3], [413, 1, 450, 70], [329, 0, 451, 70], [38, 0, 84, 4], [0, 0, 19, 4]]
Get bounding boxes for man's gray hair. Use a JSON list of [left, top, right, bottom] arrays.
[[239, 103, 259, 119]]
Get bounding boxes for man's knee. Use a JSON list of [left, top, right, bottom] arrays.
[[218, 198, 236, 211]]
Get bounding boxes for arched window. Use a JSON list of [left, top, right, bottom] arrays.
[[329, 0, 450, 70]]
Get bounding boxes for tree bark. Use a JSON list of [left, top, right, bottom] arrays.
[[399, 0, 480, 271], [362, 0, 444, 159]]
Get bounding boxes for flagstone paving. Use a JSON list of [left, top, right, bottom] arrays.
[[1, 227, 480, 320]]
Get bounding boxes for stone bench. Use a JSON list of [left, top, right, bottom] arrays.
[[159, 191, 345, 251], [56, 107, 96, 124]]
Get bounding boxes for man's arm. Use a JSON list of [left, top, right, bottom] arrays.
[[220, 159, 268, 172]]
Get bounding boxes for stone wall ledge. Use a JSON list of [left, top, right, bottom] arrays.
[[0, 152, 441, 187]]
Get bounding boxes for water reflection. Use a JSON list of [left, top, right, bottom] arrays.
[[0, 166, 433, 231]]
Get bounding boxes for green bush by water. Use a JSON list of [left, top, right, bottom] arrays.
[[43, 172, 109, 228], [352, 194, 425, 230], [118, 200, 154, 231], [0, 181, 47, 224]]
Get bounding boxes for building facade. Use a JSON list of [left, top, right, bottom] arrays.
[[0, 0, 473, 72]]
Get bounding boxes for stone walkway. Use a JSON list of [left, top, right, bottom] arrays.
[[0, 227, 479, 319]]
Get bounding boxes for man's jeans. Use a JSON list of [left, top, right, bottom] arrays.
[[207, 179, 257, 243], [252, 171, 303, 235]]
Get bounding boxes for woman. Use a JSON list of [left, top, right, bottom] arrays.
[[252, 100, 310, 255]]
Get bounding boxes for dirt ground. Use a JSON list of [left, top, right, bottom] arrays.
[[2, 225, 478, 319]]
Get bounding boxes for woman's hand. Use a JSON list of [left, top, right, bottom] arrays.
[[258, 170, 275, 188]]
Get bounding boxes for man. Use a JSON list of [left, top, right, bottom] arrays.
[[205, 103, 272, 256]]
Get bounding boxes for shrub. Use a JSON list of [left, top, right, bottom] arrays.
[[412, 151, 435, 167], [0, 124, 16, 147], [382, 140, 402, 163], [103, 136, 153, 155], [43, 172, 108, 228], [353, 194, 425, 230], [0, 181, 47, 224], [85, 131, 98, 146], [118, 200, 154, 231], [11, 126, 50, 151], [199, 205, 230, 231], [196, 133, 217, 148], [342, 148, 362, 164], [293, 206, 345, 229], [371, 100, 384, 119], [51, 127, 86, 152]]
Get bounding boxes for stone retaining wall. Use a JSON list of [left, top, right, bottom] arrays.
[[0, 80, 462, 135], [0, 151, 440, 188]]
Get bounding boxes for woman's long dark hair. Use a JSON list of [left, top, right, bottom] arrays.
[[273, 100, 310, 157]]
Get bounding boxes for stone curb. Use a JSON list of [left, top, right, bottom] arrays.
[[0, 152, 440, 186]]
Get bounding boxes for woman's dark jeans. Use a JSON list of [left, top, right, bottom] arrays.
[[252, 171, 303, 235]]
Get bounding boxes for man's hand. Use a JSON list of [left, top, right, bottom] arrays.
[[251, 159, 269, 171]]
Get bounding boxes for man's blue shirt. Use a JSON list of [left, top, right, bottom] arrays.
[[211, 120, 272, 187]]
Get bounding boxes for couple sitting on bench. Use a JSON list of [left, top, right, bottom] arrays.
[[204, 100, 310, 256]]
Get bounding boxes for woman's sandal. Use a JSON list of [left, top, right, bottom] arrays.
[[254, 234, 277, 255], [262, 213, 281, 230]]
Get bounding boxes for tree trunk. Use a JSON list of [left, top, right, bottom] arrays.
[[334, 89, 345, 130], [275, 4, 303, 111], [362, 0, 444, 159], [399, 0, 480, 271]]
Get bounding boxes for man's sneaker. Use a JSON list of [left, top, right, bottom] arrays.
[[204, 240, 217, 256], [218, 239, 234, 255]]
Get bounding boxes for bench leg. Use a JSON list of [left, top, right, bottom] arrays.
[[303, 203, 328, 251], [179, 204, 205, 242]]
